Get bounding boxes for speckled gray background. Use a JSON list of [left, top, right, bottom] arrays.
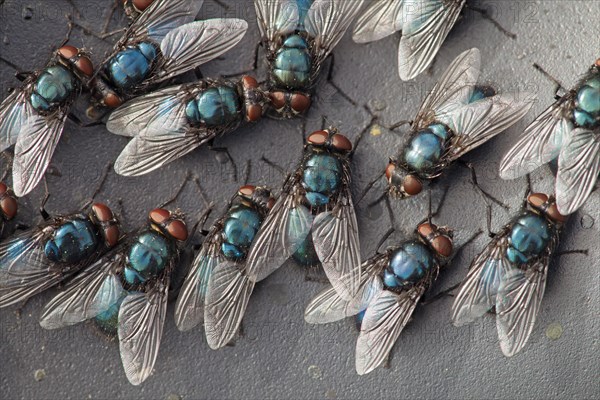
[[0, 1, 598, 399]]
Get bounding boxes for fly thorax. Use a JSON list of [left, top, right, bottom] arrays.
[[506, 212, 552, 264], [382, 241, 435, 290], [302, 153, 343, 207], [221, 204, 262, 259], [124, 230, 172, 286], [43, 218, 100, 264], [185, 85, 242, 127], [271, 34, 312, 90], [572, 74, 600, 128], [403, 123, 451, 173], [106, 42, 158, 90], [29, 65, 76, 112]]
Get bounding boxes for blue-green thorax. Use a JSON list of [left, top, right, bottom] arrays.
[[271, 34, 312, 91], [106, 42, 158, 91], [302, 153, 343, 207], [506, 211, 553, 264], [44, 218, 101, 264], [382, 241, 436, 289], [124, 230, 173, 285], [403, 123, 451, 173], [572, 74, 600, 128], [221, 204, 263, 259], [30, 65, 76, 112], [185, 85, 242, 127]]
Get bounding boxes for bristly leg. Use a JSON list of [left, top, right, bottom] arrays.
[[208, 141, 238, 183], [533, 63, 567, 99], [459, 160, 509, 209], [467, 5, 517, 39], [324, 53, 357, 106], [81, 163, 112, 210]]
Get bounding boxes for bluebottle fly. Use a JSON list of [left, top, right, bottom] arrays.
[[174, 185, 276, 349], [451, 192, 569, 357], [255, 0, 365, 117], [500, 59, 600, 215]]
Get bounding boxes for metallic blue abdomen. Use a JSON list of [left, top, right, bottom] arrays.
[[383, 241, 435, 288], [506, 212, 551, 264], [573, 76, 600, 128], [44, 218, 100, 264], [272, 35, 312, 90], [94, 292, 127, 335], [292, 234, 319, 266], [107, 42, 157, 90], [404, 123, 449, 172], [186, 86, 241, 127], [124, 231, 170, 285], [30, 65, 76, 111], [303, 153, 343, 207], [296, 0, 312, 30], [221, 205, 262, 259]]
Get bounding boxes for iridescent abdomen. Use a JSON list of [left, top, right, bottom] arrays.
[[506, 212, 551, 264], [44, 218, 100, 264], [573, 75, 600, 128], [404, 123, 450, 173], [302, 153, 343, 207], [221, 205, 262, 259], [94, 292, 127, 335], [30, 65, 76, 111], [185, 86, 241, 127], [272, 35, 312, 90], [124, 231, 171, 285], [107, 42, 157, 90], [292, 233, 319, 266], [382, 241, 435, 288]]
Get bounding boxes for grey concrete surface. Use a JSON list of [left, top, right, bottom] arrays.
[[0, 1, 598, 399]]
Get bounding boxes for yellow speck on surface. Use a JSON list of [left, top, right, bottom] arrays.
[[370, 124, 382, 136], [34, 369, 46, 382], [167, 394, 182, 400], [546, 323, 563, 340]]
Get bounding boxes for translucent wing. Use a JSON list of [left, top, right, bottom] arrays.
[[496, 261, 549, 357], [204, 260, 255, 349], [114, 132, 211, 176], [414, 47, 481, 129], [118, 286, 169, 386], [439, 92, 536, 161], [451, 233, 512, 326], [245, 179, 314, 282], [125, 0, 204, 44], [254, 0, 299, 48], [152, 19, 249, 85], [12, 110, 67, 196], [39, 252, 126, 329], [106, 85, 188, 137], [304, 254, 387, 324], [355, 285, 426, 375], [555, 128, 600, 215], [499, 99, 574, 180], [305, 0, 365, 64], [0, 89, 32, 152], [352, 0, 404, 43], [398, 0, 465, 81], [312, 179, 361, 300], [174, 229, 223, 331]]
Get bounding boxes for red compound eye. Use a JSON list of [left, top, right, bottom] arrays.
[[239, 185, 256, 197], [149, 208, 171, 225], [132, 0, 153, 11], [403, 175, 422, 196], [166, 219, 188, 242], [331, 134, 352, 152]]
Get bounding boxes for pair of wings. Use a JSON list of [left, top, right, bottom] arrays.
[[305, 250, 432, 375], [353, 0, 466, 80], [106, 79, 240, 176], [451, 225, 557, 357], [255, 0, 365, 66], [499, 87, 600, 215], [404, 47, 534, 175], [38, 234, 174, 386]]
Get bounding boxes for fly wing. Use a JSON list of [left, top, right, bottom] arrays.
[[0, 227, 60, 308], [352, 0, 404, 43], [439, 92, 536, 161], [245, 178, 313, 283], [174, 226, 224, 331], [413, 47, 480, 129], [106, 84, 188, 137], [496, 259, 549, 357], [304, 254, 387, 324], [204, 260, 255, 349], [153, 19, 249, 84], [312, 172, 361, 300], [39, 251, 126, 329], [499, 98, 574, 179], [556, 127, 600, 215], [305, 0, 365, 65], [355, 284, 426, 375], [398, 0, 465, 81], [12, 109, 67, 196], [118, 284, 169, 386], [0, 88, 32, 152], [254, 0, 299, 50], [451, 233, 512, 326]]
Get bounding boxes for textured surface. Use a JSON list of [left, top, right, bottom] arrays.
[[0, 1, 599, 399]]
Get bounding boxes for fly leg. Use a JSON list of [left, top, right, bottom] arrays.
[[466, 4, 517, 39], [324, 53, 358, 106], [207, 139, 238, 183], [458, 160, 509, 210], [158, 171, 193, 209], [80, 163, 112, 210], [533, 63, 568, 99]]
